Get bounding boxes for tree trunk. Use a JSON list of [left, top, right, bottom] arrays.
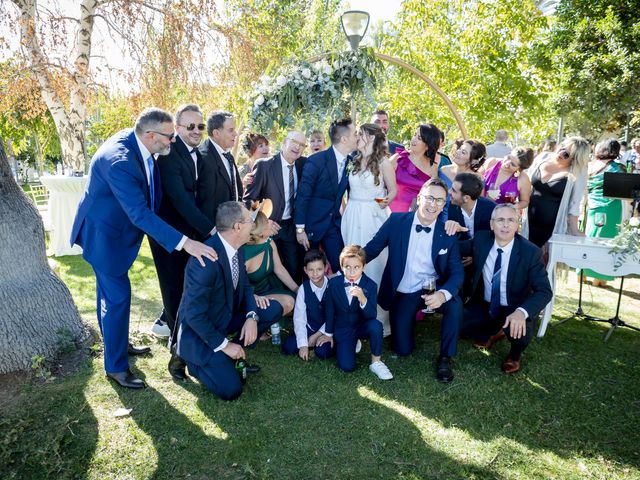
[[0, 137, 85, 374]]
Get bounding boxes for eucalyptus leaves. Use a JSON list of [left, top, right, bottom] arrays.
[[609, 216, 640, 271]]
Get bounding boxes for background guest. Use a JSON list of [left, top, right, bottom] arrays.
[[533, 140, 557, 165], [437, 129, 452, 168], [486, 129, 511, 158], [521, 136, 590, 249], [239, 132, 270, 179], [481, 147, 533, 209], [440, 139, 487, 186], [309, 130, 326, 154], [371, 109, 403, 154]]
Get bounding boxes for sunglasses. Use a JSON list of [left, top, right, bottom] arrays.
[[557, 149, 571, 160], [147, 130, 176, 140], [179, 123, 206, 131]]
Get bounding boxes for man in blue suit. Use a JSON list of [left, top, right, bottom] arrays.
[[70, 108, 216, 389], [294, 118, 357, 272], [460, 204, 552, 374], [364, 178, 464, 382], [176, 201, 283, 400]]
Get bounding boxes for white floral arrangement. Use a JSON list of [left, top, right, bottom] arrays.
[[248, 48, 381, 132], [609, 216, 640, 271]]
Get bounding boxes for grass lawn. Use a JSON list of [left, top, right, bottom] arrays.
[[1, 240, 639, 479]]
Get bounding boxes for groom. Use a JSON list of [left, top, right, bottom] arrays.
[[364, 178, 464, 382], [294, 118, 357, 272]]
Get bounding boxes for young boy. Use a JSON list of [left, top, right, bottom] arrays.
[[282, 250, 334, 361], [319, 245, 393, 380]]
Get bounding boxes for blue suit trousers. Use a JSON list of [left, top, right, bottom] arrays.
[[334, 319, 383, 372]]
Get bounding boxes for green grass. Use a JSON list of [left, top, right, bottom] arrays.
[[1, 239, 639, 479]]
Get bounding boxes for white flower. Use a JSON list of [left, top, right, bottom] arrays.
[[323, 64, 332, 75], [270, 100, 278, 109], [301, 68, 311, 79], [254, 94, 265, 107], [629, 217, 640, 227], [276, 75, 287, 87]]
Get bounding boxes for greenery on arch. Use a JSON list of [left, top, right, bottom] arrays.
[[247, 48, 383, 133]]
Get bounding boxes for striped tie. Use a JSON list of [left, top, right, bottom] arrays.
[[489, 248, 503, 318]]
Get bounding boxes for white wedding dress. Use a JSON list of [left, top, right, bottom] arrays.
[[341, 170, 391, 335]]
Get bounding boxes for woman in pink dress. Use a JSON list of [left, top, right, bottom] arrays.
[[389, 123, 441, 212], [481, 147, 533, 210]]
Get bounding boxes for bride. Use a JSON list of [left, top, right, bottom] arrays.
[[341, 123, 397, 336]]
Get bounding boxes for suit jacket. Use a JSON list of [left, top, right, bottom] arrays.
[[448, 196, 496, 241], [324, 273, 378, 335], [388, 140, 403, 155], [364, 213, 464, 311], [198, 138, 243, 222], [156, 136, 214, 240], [176, 233, 257, 366], [242, 152, 305, 222], [464, 231, 552, 317], [294, 147, 350, 240], [70, 129, 182, 276]]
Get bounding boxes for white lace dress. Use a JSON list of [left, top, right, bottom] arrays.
[[341, 170, 391, 335]]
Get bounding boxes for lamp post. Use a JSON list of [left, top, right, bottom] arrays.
[[341, 10, 370, 121]]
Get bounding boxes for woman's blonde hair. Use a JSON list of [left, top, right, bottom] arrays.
[[248, 211, 269, 244], [562, 136, 590, 172]]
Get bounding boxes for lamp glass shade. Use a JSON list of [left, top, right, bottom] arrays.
[[341, 10, 370, 49]]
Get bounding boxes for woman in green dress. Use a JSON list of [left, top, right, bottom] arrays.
[[583, 139, 625, 286], [243, 212, 299, 315]]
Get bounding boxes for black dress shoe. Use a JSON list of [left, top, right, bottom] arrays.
[[246, 363, 261, 374], [106, 370, 146, 389], [128, 343, 151, 355], [436, 356, 454, 383], [168, 352, 187, 381]]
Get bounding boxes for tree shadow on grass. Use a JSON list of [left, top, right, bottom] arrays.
[[0, 362, 99, 480]]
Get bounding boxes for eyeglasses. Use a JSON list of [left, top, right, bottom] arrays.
[[287, 139, 307, 149], [493, 217, 518, 225], [179, 123, 206, 131], [419, 194, 446, 206], [147, 130, 176, 140]]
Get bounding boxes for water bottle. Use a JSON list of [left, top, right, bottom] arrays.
[[235, 359, 247, 384], [627, 158, 634, 173], [270, 323, 281, 345]]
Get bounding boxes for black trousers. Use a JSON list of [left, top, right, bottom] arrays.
[[273, 219, 304, 284], [461, 301, 535, 360]]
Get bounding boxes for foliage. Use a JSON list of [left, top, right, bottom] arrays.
[[534, 0, 640, 137], [248, 48, 383, 133], [609, 216, 640, 270], [30, 354, 51, 381], [377, 0, 555, 146]]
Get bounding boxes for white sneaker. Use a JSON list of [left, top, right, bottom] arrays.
[[369, 361, 393, 380], [355, 340, 362, 353], [151, 318, 171, 337]]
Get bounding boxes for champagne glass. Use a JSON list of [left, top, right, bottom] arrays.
[[504, 191, 517, 204], [421, 276, 437, 314], [488, 189, 500, 201], [374, 187, 388, 205], [594, 212, 607, 228]]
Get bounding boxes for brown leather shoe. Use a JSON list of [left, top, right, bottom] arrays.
[[473, 330, 506, 350], [501, 356, 521, 374]]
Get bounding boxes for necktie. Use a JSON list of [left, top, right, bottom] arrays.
[[190, 148, 198, 180], [415, 224, 432, 233], [231, 251, 239, 289], [287, 164, 295, 213], [489, 248, 503, 318], [146, 155, 155, 209], [223, 152, 237, 200]]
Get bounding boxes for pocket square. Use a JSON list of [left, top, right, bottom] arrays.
[[438, 248, 448, 255]]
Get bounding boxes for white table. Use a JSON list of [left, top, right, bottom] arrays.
[[39, 175, 88, 256], [538, 234, 640, 337]]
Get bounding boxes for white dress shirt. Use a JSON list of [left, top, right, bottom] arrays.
[[280, 153, 298, 220], [461, 201, 478, 238], [324, 273, 367, 338], [211, 139, 239, 200], [292, 276, 328, 348], [482, 238, 528, 318], [397, 214, 451, 301], [134, 133, 187, 250]]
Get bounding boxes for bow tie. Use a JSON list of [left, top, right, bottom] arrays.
[[415, 224, 432, 233], [344, 281, 356, 288]]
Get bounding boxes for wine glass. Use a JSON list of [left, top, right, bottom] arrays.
[[374, 187, 388, 206], [488, 189, 500, 201], [504, 191, 517, 204], [421, 276, 437, 314], [594, 212, 607, 228]]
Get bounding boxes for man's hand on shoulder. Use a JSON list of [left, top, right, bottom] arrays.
[[444, 220, 469, 236], [183, 238, 217, 267]]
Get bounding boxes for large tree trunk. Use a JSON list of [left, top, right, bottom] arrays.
[[0, 138, 85, 374]]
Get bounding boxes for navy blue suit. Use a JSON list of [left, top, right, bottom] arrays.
[[364, 213, 464, 357], [176, 234, 282, 400], [388, 140, 403, 155], [70, 129, 183, 374], [447, 196, 496, 241], [294, 147, 350, 272], [324, 274, 382, 372], [461, 231, 552, 359]]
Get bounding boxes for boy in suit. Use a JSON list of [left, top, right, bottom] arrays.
[[318, 245, 393, 380], [282, 250, 334, 361]]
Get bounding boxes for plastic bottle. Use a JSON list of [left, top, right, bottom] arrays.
[[270, 322, 281, 345]]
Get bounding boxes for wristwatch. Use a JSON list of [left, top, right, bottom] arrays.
[[296, 227, 305, 234], [246, 312, 259, 322]]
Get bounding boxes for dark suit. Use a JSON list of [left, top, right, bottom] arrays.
[[461, 231, 552, 359], [294, 147, 350, 272], [364, 213, 464, 357], [324, 274, 382, 372], [448, 196, 496, 241], [176, 234, 282, 400], [388, 140, 403, 155], [198, 139, 243, 222], [70, 129, 183, 374], [149, 137, 215, 334], [243, 152, 306, 282]]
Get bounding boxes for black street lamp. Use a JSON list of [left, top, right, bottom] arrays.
[[341, 10, 370, 51]]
